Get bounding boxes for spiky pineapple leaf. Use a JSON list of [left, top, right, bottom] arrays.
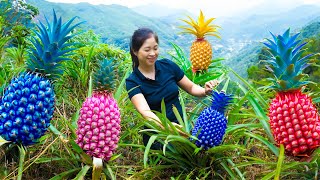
[[0, 136, 10, 147], [93, 58, 116, 92], [179, 10, 220, 39], [27, 9, 84, 79], [263, 28, 314, 90]]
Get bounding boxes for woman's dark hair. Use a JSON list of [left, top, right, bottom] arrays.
[[130, 28, 159, 70]]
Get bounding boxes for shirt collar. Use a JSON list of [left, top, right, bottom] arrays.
[[134, 60, 161, 81]]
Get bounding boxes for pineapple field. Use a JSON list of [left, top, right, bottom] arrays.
[[2, 1, 320, 179]]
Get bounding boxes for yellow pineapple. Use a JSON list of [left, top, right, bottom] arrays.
[[179, 10, 220, 71]]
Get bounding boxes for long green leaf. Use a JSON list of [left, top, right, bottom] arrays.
[[207, 145, 246, 154], [165, 135, 197, 148], [114, 69, 130, 101], [220, 161, 238, 179], [70, 140, 92, 165], [237, 83, 274, 142], [17, 145, 26, 180], [179, 93, 189, 132], [230, 68, 268, 108], [226, 123, 261, 134], [49, 125, 67, 139], [49, 168, 81, 180], [103, 164, 116, 180], [35, 157, 71, 164], [173, 105, 185, 128], [274, 144, 285, 180], [244, 132, 279, 156], [246, 94, 274, 142], [143, 135, 158, 168], [88, 73, 93, 97], [227, 159, 245, 180], [72, 165, 90, 180]]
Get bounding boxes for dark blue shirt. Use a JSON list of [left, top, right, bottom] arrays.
[[125, 59, 184, 123]]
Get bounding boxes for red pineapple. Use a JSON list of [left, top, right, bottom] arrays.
[[264, 29, 320, 156]]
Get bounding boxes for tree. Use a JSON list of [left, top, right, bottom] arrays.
[[0, 0, 38, 46]]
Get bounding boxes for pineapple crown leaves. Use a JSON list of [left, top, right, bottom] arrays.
[[93, 58, 117, 92], [262, 28, 314, 90], [179, 10, 221, 39], [210, 91, 233, 114], [28, 9, 84, 79]]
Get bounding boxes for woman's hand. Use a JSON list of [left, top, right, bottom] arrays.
[[204, 80, 219, 95]]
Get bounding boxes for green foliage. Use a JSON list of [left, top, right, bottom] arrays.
[[0, 0, 38, 46], [169, 42, 227, 86], [5, 44, 27, 66], [247, 47, 274, 88], [300, 22, 320, 39], [69, 29, 101, 48]]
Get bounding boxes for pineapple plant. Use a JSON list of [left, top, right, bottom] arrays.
[[76, 58, 121, 161], [179, 10, 220, 71], [192, 91, 233, 149], [264, 28, 320, 156], [0, 10, 81, 146]]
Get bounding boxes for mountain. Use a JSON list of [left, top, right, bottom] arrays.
[[225, 20, 320, 79], [25, 0, 320, 78], [26, 0, 188, 57], [216, 4, 320, 44]]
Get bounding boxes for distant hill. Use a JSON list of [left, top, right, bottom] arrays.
[[26, 0, 189, 57], [226, 20, 320, 79], [219, 5, 320, 40], [25, 0, 320, 77]]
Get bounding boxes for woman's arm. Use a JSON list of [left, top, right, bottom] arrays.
[[177, 75, 219, 97], [130, 93, 188, 136], [131, 93, 159, 121]]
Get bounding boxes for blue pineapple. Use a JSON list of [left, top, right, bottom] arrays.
[[0, 10, 82, 146], [192, 91, 233, 149]]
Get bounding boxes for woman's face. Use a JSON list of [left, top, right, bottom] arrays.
[[135, 35, 159, 67]]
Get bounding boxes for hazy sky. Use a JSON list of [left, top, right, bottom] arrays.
[[46, 0, 320, 17]]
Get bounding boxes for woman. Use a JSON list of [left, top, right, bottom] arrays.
[[125, 28, 219, 146]]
